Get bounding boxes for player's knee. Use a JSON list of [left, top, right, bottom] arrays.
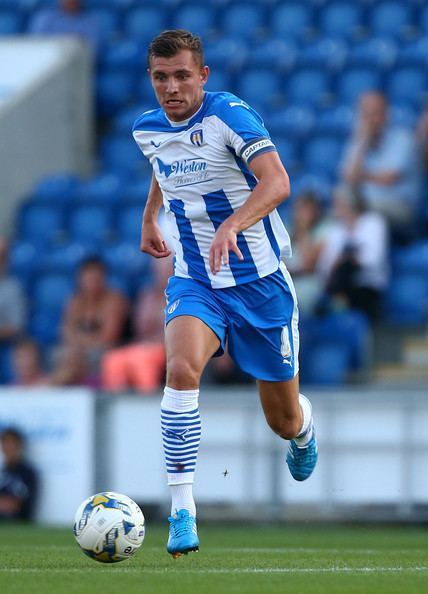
[[267, 416, 301, 440], [167, 355, 201, 390]]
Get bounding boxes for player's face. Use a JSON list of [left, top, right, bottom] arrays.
[[149, 50, 209, 122]]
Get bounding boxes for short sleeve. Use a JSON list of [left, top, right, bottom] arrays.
[[214, 97, 277, 165]]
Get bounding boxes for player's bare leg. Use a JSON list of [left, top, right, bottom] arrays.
[[162, 316, 220, 558], [258, 375, 318, 481]]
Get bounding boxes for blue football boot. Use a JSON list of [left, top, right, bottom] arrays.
[[286, 426, 318, 482], [167, 509, 199, 558]]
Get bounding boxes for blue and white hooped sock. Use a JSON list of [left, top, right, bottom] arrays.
[[161, 386, 201, 517]]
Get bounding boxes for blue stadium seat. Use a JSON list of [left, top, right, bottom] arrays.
[[303, 135, 344, 177], [386, 67, 426, 107], [315, 105, 354, 136], [236, 69, 281, 109], [347, 37, 398, 70], [286, 68, 331, 106], [101, 134, 145, 177], [292, 171, 333, 203], [87, 8, 120, 40], [124, 6, 168, 42], [32, 273, 74, 315], [301, 343, 350, 385], [266, 106, 315, 138], [123, 176, 151, 206], [68, 206, 113, 243], [336, 67, 382, 105], [0, 344, 13, 385], [116, 206, 145, 243], [96, 71, 136, 117], [74, 172, 126, 204], [113, 105, 148, 134], [0, 10, 23, 34], [27, 311, 62, 346], [37, 241, 97, 274], [383, 274, 428, 325], [31, 172, 80, 203], [369, 1, 413, 37], [421, 4, 428, 35], [270, 3, 313, 39], [204, 70, 231, 94], [298, 38, 348, 72], [173, 4, 216, 39], [18, 204, 64, 243], [204, 37, 247, 72], [271, 136, 299, 171], [103, 242, 151, 278], [100, 39, 143, 72], [397, 38, 428, 67], [389, 103, 418, 127], [8, 241, 39, 279], [221, 4, 266, 40], [247, 38, 298, 72], [392, 241, 428, 276], [319, 1, 364, 39]]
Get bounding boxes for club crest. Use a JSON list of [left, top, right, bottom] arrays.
[[190, 129, 204, 146]]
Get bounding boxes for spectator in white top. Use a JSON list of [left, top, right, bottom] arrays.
[[318, 185, 389, 322], [341, 91, 421, 238]]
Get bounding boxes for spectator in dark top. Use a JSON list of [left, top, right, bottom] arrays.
[[341, 91, 421, 238], [317, 185, 389, 322], [29, 0, 103, 55], [62, 257, 129, 374], [0, 428, 38, 522]]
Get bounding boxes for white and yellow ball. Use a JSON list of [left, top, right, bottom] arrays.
[[73, 491, 145, 563]]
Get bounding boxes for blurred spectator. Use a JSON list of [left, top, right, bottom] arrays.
[[101, 257, 172, 393], [285, 191, 330, 314], [0, 238, 26, 344], [62, 257, 129, 374], [0, 238, 26, 384], [12, 338, 46, 386], [317, 185, 389, 322], [29, 0, 103, 55], [341, 92, 421, 238], [0, 428, 38, 522], [48, 345, 98, 387]]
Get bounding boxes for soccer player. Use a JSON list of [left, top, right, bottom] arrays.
[[133, 30, 318, 558]]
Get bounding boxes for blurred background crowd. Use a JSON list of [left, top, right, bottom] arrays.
[[1, 0, 428, 391]]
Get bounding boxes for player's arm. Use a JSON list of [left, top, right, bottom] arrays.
[[140, 173, 171, 258], [209, 151, 290, 274]]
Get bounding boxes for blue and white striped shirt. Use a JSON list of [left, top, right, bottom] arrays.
[[133, 91, 291, 289]]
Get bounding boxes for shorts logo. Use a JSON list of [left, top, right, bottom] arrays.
[[281, 325, 293, 365], [167, 300, 180, 314], [190, 129, 204, 146]]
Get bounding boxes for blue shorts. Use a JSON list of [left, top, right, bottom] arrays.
[[165, 263, 299, 381]]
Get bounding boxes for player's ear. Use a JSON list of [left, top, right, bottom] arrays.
[[200, 65, 209, 86]]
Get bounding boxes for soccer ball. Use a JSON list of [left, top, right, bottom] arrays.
[[73, 491, 145, 563]]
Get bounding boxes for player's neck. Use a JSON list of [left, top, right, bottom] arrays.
[[164, 93, 206, 127]]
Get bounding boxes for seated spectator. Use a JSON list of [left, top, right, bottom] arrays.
[[48, 345, 98, 388], [0, 428, 38, 522], [12, 338, 46, 386], [0, 238, 26, 384], [317, 185, 389, 322], [341, 91, 421, 239], [29, 0, 103, 55], [62, 257, 129, 374], [101, 256, 172, 393], [285, 191, 330, 314]]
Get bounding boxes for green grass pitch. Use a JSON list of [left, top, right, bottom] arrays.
[[1, 523, 427, 594]]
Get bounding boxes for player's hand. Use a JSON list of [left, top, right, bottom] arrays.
[[209, 222, 244, 274], [141, 220, 171, 258]]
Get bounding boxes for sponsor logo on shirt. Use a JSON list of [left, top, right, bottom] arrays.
[[156, 157, 210, 187]]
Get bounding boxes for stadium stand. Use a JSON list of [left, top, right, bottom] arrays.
[[2, 0, 428, 385]]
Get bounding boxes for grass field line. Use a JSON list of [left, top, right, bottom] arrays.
[[2, 566, 428, 575]]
